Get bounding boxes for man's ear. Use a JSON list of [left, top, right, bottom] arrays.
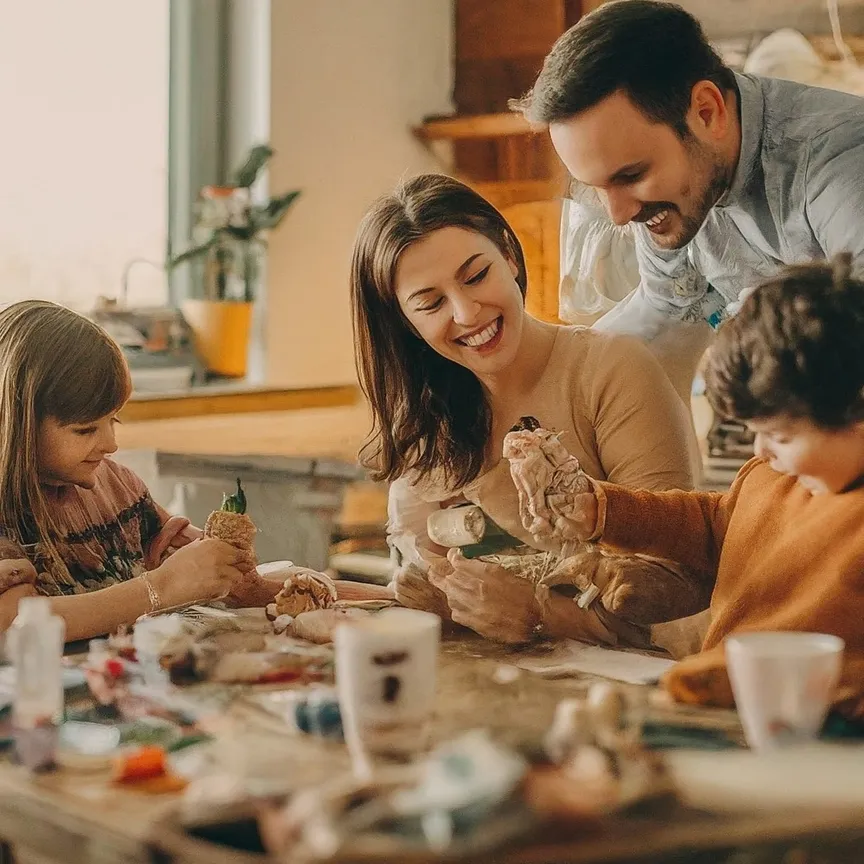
[[688, 79, 730, 142]]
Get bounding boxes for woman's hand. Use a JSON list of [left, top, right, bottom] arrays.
[[145, 517, 205, 570], [536, 588, 618, 645], [390, 562, 452, 620], [428, 550, 539, 645], [150, 538, 248, 609]]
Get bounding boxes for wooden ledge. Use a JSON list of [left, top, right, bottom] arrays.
[[415, 111, 538, 141], [120, 384, 360, 423]]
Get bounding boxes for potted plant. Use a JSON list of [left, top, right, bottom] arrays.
[[169, 144, 300, 378]]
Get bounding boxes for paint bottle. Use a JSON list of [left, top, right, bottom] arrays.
[[427, 505, 524, 558], [7, 597, 65, 771], [703, 285, 729, 330]]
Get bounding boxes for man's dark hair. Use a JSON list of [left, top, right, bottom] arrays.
[[514, 0, 735, 136], [706, 255, 864, 429]]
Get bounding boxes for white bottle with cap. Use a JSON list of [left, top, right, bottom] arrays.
[[6, 597, 65, 770], [426, 505, 523, 558]]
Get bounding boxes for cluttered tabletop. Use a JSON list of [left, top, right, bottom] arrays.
[[2, 607, 864, 864]]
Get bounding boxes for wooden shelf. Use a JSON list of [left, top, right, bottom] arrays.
[[120, 384, 360, 423], [415, 111, 537, 141]]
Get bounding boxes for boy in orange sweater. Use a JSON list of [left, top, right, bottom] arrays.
[[518, 255, 864, 717]]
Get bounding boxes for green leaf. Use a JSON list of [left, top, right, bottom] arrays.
[[221, 478, 247, 514], [167, 237, 217, 269], [249, 190, 301, 232], [223, 224, 255, 242], [233, 144, 274, 188]]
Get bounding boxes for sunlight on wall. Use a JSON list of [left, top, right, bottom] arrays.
[[0, 1, 169, 311]]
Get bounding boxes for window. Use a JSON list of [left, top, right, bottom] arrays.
[[0, 1, 170, 311]]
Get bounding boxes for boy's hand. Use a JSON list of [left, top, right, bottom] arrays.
[[519, 489, 600, 550], [504, 425, 600, 548]]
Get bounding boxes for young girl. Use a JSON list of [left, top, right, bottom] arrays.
[[351, 174, 706, 649], [0, 300, 273, 641]]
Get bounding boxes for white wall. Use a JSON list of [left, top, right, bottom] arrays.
[[265, 0, 454, 387], [0, 0, 169, 311], [676, 0, 864, 39]]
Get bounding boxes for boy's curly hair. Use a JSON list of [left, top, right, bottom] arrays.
[[705, 254, 864, 428]]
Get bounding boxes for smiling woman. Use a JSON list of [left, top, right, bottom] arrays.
[[350, 174, 708, 651], [352, 175, 530, 490]]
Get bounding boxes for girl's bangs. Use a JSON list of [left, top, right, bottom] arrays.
[[46, 339, 131, 425]]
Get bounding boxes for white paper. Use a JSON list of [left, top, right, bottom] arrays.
[[669, 745, 864, 812], [515, 640, 675, 685]]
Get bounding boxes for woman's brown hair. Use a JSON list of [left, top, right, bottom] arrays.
[[0, 301, 131, 578], [351, 174, 527, 489]]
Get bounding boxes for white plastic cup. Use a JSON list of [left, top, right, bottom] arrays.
[[132, 614, 186, 688], [334, 608, 441, 778], [726, 632, 844, 751]]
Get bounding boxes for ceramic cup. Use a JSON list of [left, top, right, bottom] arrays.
[[334, 608, 441, 778], [726, 632, 844, 751]]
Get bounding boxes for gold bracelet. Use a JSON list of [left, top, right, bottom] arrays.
[[141, 571, 161, 613]]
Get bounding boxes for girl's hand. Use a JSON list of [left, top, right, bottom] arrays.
[[150, 538, 247, 609], [0, 583, 41, 632], [428, 550, 539, 644], [0, 558, 38, 593], [145, 517, 204, 570]]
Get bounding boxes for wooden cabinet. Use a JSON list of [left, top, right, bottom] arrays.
[[502, 199, 563, 324], [416, 1, 592, 322]]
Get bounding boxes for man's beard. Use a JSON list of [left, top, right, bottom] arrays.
[[636, 141, 732, 250], [677, 146, 732, 247]]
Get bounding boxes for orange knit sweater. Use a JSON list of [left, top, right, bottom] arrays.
[[596, 458, 864, 716]]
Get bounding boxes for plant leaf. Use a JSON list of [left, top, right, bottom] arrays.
[[167, 237, 217, 269], [223, 224, 254, 242], [221, 478, 247, 514], [249, 190, 302, 231], [233, 144, 274, 188]]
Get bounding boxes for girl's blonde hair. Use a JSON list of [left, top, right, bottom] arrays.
[[0, 301, 130, 577]]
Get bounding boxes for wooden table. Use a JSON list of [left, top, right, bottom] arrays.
[[1, 635, 864, 864]]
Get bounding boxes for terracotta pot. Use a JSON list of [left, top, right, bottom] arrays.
[[181, 299, 252, 378]]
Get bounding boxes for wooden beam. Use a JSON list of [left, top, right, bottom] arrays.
[[120, 385, 360, 423]]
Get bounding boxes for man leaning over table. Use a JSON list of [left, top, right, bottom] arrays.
[[516, 0, 864, 392]]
